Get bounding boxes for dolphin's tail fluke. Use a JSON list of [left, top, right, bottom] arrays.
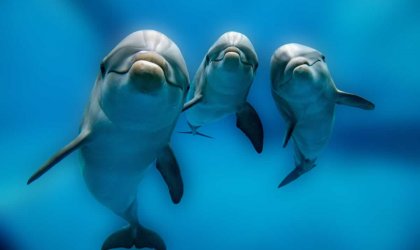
[[278, 158, 316, 188], [278, 167, 303, 188], [178, 122, 213, 138], [102, 224, 166, 250]]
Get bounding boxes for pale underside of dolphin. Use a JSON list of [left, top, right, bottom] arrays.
[[181, 31, 264, 153], [27, 30, 190, 250], [270, 43, 375, 188]]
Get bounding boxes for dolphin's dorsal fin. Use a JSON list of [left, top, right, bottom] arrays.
[[156, 145, 183, 204], [236, 102, 264, 153], [27, 130, 91, 185], [182, 94, 203, 112], [282, 122, 296, 148], [336, 90, 375, 110]]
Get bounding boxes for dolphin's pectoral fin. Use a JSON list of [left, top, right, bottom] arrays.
[[336, 90, 375, 110], [194, 131, 213, 139], [179, 131, 213, 138], [102, 225, 166, 250], [182, 93, 203, 112], [283, 122, 296, 148], [236, 102, 264, 153], [273, 94, 297, 148], [27, 130, 90, 185], [156, 145, 184, 204], [178, 123, 213, 139]]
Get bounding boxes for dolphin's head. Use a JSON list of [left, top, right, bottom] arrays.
[[198, 31, 258, 95], [205, 31, 258, 73], [98, 30, 189, 130], [271, 43, 333, 100]]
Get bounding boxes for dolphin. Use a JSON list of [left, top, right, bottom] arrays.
[[181, 31, 263, 153], [270, 43, 375, 188], [27, 30, 189, 250]]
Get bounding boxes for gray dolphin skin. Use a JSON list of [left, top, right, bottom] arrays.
[[271, 43, 375, 188], [27, 30, 189, 250], [182, 31, 263, 153]]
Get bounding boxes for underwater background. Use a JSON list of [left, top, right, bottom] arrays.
[[1, 0, 420, 249]]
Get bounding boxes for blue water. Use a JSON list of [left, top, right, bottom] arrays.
[[1, 0, 420, 249]]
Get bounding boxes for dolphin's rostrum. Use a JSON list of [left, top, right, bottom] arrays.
[[27, 30, 190, 250]]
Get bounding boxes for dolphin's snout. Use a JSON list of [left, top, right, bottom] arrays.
[[224, 46, 241, 55], [211, 46, 245, 71], [132, 51, 167, 70], [129, 60, 165, 93], [224, 50, 241, 61], [127, 51, 168, 93], [221, 51, 241, 70], [287, 57, 320, 70], [212, 46, 241, 61], [281, 56, 323, 82]]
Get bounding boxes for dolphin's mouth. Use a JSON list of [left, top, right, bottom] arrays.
[[294, 58, 321, 68], [279, 58, 322, 85], [105, 50, 184, 90], [211, 46, 254, 67], [223, 46, 241, 56], [107, 51, 167, 75], [306, 59, 321, 67], [130, 51, 167, 70]]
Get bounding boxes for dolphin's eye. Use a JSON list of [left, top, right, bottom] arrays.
[[321, 55, 326, 62]]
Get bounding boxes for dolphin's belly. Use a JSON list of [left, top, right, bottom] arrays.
[[186, 100, 237, 126], [290, 97, 335, 160], [80, 128, 169, 215], [186, 79, 248, 126]]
